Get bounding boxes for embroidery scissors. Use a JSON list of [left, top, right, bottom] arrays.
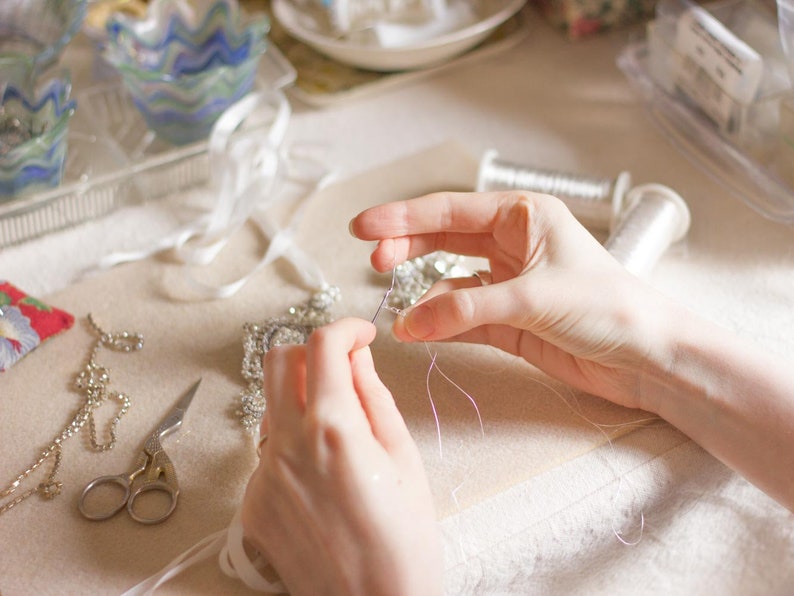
[[78, 379, 201, 525]]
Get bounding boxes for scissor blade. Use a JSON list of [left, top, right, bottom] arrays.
[[174, 378, 202, 414], [155, 378, 202, 439]]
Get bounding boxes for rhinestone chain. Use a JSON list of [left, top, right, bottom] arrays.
[[236, 286, 340, 432], [0, 315, 143, 515], [388, 251, 470, 310]]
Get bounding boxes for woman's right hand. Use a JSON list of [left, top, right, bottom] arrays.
[[350, 190, 682, 411], [241, 317, 442, 596]]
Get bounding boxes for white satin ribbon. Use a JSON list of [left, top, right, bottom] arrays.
[[98, 90, 333, 299], [117, 91, 336, 593], [121, 505, 286, 595]]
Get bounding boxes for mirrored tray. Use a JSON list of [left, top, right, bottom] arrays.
[[0, 43, 297, 249]]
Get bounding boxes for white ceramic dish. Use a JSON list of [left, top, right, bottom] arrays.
[[272, 0, 527, 71]]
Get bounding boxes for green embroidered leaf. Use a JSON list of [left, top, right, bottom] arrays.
[[20, 296, 52, 312], [0, 292, 10, 307]]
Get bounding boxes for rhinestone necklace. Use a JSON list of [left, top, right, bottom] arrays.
[[0, 315, 143, 515]]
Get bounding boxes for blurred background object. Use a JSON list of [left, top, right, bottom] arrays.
[[0, 60, 76, 199], [0, 0, 88, 72], [84, 0, 150, 42], [531, 0, 656, 39], [101, 0, 269, 145]]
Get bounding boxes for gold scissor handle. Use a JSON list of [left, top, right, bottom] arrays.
[[78, 449, 179, 524], [126, 445, 180, 524]]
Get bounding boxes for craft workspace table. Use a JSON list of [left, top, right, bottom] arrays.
[[2, 5, 793, 594]]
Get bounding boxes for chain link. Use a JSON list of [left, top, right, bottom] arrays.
[[0, 315, 143, 515]]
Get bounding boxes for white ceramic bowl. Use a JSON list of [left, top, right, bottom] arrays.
[[272, 0, 526, 72]]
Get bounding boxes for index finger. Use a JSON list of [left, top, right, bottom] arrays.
[[305, 318, 377, 411], [350, 191, 555, 272], [350, 191, 512, 240]]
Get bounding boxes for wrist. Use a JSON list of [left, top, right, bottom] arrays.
[[634, 301, 794, 510], [634, 298, 708, 417]]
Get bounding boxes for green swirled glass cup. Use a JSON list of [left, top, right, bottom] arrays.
[[0, 61, 76, 199], [0, 0, 87, 72], [103, 0, 269, 146]]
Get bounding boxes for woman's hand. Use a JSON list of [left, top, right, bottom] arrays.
[[241, 318, 442, 596], [350, 190, 679, 411], [351, 190, 794, 511]]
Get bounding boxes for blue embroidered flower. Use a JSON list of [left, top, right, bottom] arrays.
[[0, 305, 41, 372]]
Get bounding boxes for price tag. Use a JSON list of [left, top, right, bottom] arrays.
[[673, 6, 764, 132]]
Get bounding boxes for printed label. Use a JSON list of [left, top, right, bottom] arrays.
[[673, 6, 764, 131]]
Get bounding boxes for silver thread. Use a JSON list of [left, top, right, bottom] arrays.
[[476, 150, 631, 231], [604, 184, 691, 277]]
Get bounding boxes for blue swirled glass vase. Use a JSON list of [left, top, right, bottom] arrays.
[[0, 0, 87, 72], [0, 63, 76, 199], [103, 0, 269, 146]]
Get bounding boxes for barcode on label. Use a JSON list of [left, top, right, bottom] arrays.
[[675, 54, 737, 132], [672, 6, 763, 135]]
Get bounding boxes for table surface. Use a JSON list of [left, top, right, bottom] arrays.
[[2, 6, 794, 595]]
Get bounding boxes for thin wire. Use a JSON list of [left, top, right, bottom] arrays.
[[371, 260, 397, 324], [425, 349, 444, 460], [516, 372, 648, 545], [369, 257, 646, 544], [372, 257, 485, 457], [372, 253, 648, 546], [424, 343, 485, 438], [370, 261, 446, 459], [604, 184, 690, 277]]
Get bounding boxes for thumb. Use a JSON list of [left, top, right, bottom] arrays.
[[393, 279, 536, 342], [350, 345, 414, 455]]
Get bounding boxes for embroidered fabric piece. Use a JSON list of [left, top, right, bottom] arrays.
[[388, 251, 470, 310], [0, 281, 74, 372]]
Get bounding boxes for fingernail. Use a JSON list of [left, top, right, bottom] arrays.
[[405, 304, 435, 339], [348, 218, 357, 237]]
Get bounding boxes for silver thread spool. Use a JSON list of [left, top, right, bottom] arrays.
[[476, 150, 631, 231], [604, 184, 691, 277]]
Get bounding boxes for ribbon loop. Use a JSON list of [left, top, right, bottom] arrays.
[[97, 89, 333, 300]]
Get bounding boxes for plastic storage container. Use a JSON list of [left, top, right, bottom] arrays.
[[618, 0, 794, 222]]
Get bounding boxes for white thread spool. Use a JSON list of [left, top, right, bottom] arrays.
[[476, 150, 631, 231], [604, 184, 691, 277]]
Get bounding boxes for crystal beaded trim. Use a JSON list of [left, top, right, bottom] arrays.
[[236, 286, 341, 432]]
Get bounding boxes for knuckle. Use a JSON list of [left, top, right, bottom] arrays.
[[504, 190, 569, 226], [264, 343, 304, 369], [445, 289, 478, 326], [304, 409, 353, 454], [306, 320, 355, 355], [306, 325, 331, 348]]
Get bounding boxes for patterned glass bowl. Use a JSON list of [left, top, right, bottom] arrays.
[[0, 61, 76, 199], [0, 0, 87, 72], [103, 0, 269, 146]]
